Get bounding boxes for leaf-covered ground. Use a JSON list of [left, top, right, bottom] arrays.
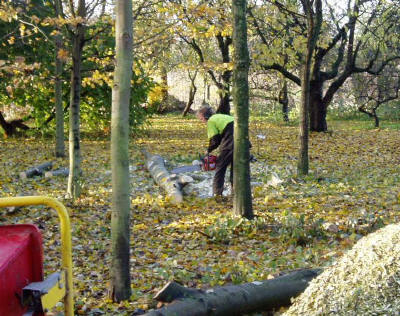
[[1, 115, 400, 315]]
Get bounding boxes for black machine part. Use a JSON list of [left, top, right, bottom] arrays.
[[22, 272, 65, 314]]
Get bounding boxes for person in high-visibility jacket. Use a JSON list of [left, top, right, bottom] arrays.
[[197, 106, 234, 196]]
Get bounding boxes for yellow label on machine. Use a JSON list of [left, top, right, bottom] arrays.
[[41, 272, 67, 312]]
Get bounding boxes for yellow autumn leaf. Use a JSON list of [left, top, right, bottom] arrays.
[[57, 49, 69, 62]]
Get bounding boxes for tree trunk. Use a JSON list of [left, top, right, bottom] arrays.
[[182, 86, 196, 117], [54, 0, 65, 158], [145, 269, 321, 316], [215, 34, 232, 114], [217, 90, 231, 114], [232, 0, 253, 219], [279, 80, 289, 122], [183, 71, 197, 117], [109, 0, 133, 302], [158, 65, 168, 113], [373, 109, 379, 128], [67, 0, 85, 199], [309, 80, 327, 132], [298, 0, 322, 176]]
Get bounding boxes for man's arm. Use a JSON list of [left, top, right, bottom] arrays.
[[207, 134, 222, 153]]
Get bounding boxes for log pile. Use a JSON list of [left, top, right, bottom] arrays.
[[19, 162, 53, 179], [19, 162, 68, 179]]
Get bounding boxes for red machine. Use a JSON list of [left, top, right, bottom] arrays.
[[0, 196, 72, 316], [0, 224, 44, 315]]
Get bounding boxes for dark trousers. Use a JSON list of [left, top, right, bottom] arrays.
[[213, 149, 233, 196]]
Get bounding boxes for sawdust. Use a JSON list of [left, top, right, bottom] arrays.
[[284, 224, 400, 316], [177, 160, 287, 198], [182, 171, 232, 198]]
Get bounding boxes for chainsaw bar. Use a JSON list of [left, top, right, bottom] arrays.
[[170, 164, 202, 174]]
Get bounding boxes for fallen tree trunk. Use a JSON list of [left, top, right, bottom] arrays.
[[142, 150, 192, 204], [19, 162, 53, 179], [45, 168, 69, 178], [145, 269, 321, 316]]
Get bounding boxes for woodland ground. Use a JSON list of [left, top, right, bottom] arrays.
[[1, 115, 400, 315]]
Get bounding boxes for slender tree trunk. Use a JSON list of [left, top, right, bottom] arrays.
[[217, 87, 231, 114], [54, 0, 65, 158], [67, 0, 85, 199], [298, 0, 322, 176], [216, 34, 232, 114], [298, 66, 310, 175], [309, 80, 327, 131], [158, 65, 168, 113], [110, 0, 133, 302], [182, 71, 197, 117], [279, 79, 289, 122], [373, 109, 379, 128], [232, 0, 253, 219]]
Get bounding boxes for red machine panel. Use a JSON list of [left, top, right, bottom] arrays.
[[0, 224, 44, 315]]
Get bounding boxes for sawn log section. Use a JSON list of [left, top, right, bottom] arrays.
[[142, 150, 193, 204], [145, 269, 321, 316]]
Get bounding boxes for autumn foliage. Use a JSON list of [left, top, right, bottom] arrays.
[[1, 116, 400, 314]]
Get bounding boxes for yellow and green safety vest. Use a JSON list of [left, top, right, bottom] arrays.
[[207, 114, 234, 139]]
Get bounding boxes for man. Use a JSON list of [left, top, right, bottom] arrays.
[[197, 106, 234, 196]]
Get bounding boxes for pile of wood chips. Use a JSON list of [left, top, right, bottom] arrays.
[[284, 224, 400, 316]]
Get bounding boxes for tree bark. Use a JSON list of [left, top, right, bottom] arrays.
[[67, 0, 85, 199], [215, 34, 232, 114], [232, 0, 253, 219], [298, 0, 322, 176], [54, 0, 65, 158], [145, 269, 321, 316], [309, 80, 327, 132], [109, 0, 133, 302], [182, 71, 197, 117], [279, 80, 289, 122], [158, 64, 168, 113], [143, 150, 184, 204], [217, 91, 230, 114], [373, 111, 379, 128]]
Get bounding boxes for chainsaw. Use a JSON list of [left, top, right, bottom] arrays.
[[171, 154, 217, 174]]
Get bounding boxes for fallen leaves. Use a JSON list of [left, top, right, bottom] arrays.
[[0, 116, 400, 314]]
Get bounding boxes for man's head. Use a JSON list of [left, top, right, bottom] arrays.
[[197, 106, 214, 123]]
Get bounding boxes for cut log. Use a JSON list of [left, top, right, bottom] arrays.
[[142, 150, 185, 203], [45, 168, 69, 178], [145, 269, 321, 316], [19, 162, 53, 179]]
